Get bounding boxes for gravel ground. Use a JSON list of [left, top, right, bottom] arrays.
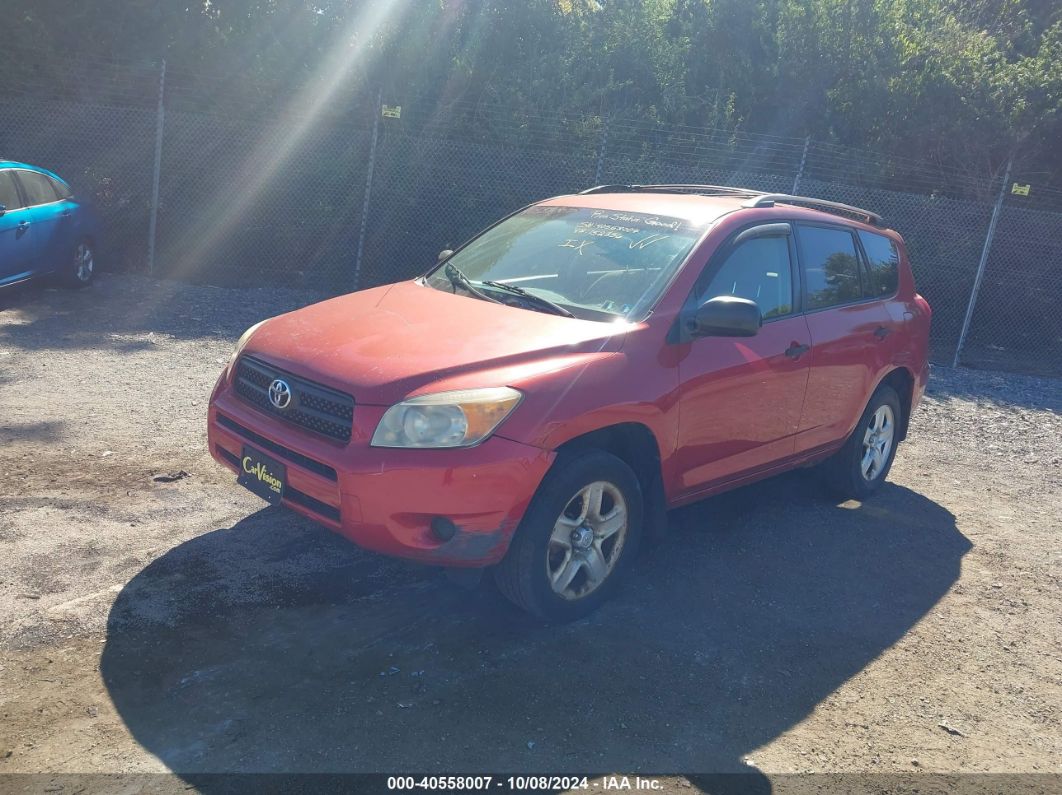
[[0, 274, 1059, 789]]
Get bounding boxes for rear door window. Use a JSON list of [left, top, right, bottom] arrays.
[[858, 230, 899, 298], [798, 225, 863, 309], [16, 170, 60, 206], [0, 170, 23, 210]]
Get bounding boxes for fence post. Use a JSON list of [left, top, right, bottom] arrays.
[[594, 115, 610, 185], [146, 59, 166, 273], [792, 135, 810, 194], [352, 89, 382, 292], [952, 156, 1013, 368]]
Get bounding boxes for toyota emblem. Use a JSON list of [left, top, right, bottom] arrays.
[[268, 379, 292, 409]]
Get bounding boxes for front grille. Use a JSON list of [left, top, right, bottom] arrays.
[[234, 356, 354, 442], [216, 413, 338, 481]]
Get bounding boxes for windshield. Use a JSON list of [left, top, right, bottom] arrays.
[[424, 206, 705, 321]]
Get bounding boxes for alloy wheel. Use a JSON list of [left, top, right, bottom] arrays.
[[546, 480, 628, 600], [861, 404, 895, 481], [74, 243, 94, 283]]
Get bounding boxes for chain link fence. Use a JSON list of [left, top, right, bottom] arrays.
[[2, 62, 1060, 376], [960, 203, 1062, 376], [154, 106, 373, 292]]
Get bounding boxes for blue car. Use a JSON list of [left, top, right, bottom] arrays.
[[0, 160, 100, 289]]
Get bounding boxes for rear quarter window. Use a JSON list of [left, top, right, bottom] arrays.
[[858, 231, 899, 297], [48, 176, 73, 200]]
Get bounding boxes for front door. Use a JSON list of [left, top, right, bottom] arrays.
[[674, 225, 812, 493]]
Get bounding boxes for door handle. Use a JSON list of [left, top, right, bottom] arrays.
[[16, 220, 30, 230], [784, 342, 810, 359], [873, 326, 892, 340], [61, 210, 72, 217]]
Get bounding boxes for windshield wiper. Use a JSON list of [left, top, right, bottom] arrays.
[[481, 280, 575, 318], [444, 262, 502, 305]]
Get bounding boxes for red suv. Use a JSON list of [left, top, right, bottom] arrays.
[[208, 185, 931, 620]]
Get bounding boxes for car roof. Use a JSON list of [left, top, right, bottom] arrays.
[[0, 160, 67, 183], [539, 191, 744, 228], [539, 185, 895, 236]]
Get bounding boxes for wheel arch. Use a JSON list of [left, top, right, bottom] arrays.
[[876, 366, 915, 441], [554, 421, 668, 540]]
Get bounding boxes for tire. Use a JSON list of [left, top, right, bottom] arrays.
[[63, 239, 95, 288], [820, 384, 902, 500], [494, 450, 643, 621]]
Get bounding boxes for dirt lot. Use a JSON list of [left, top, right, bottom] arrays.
[[1, 275, 1060, 789]]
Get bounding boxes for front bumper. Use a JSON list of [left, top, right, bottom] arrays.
[[207, 375, 554, 567]]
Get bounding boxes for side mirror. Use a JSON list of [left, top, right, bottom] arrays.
[[689, 295, 761, 338], [437, 249, 453, 262], [0, 204, 6, 217]]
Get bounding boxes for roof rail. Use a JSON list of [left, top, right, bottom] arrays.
[[742, 193, 883, 226], [577, 184, 885, 226], [579, 184, 765, 197]]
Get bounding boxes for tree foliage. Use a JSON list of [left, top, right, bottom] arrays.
[[4, 0, 1060, 188]]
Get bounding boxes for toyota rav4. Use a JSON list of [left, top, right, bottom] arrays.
[[207, 185, 931, 620]]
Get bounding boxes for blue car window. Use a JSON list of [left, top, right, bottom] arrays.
[[17, 170, 59, 207], [0, 171, 22, 210], [48, 177, 73, 200]]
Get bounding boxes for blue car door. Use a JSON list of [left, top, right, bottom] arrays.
[[15, 169, 64, 274], [0, 169, 37, 284], [47, 176, 78, 263]]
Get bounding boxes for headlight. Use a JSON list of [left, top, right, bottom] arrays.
[[371, 387, 523, 448], [228, 320, 265, 367]]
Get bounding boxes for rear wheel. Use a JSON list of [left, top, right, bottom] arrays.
[[63, 239, 95, 288], [494, 450, 643, 621], [821, 384, 901, 500]]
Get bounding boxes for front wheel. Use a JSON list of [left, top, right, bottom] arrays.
[[821, 384, 902, 500], [494, 450, 643, 621], [63, 240, 95, 288]]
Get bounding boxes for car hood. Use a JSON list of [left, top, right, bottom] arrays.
[[241, 280, 630, 405]]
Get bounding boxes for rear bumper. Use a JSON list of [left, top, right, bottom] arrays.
[[207, 375, 554, 567]]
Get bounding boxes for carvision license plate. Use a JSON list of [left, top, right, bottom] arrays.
[[237, 446, 286, 505]]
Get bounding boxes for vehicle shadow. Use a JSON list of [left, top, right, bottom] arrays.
[[0, 419, 66, 444], [100, 471, 968, 785]]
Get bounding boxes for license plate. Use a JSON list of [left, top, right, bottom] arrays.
[[237, 446, 286, 505]]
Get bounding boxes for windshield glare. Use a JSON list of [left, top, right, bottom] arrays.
[[425, 206, 705, 321]]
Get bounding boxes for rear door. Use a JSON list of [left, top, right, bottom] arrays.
[[674, 223, 812, 492], [14, 169, 64, 274], [45, 175, 78, 262], [794, 223, 895, 455], [856, 228, 906, 351], [0, 170, 36, 284]]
